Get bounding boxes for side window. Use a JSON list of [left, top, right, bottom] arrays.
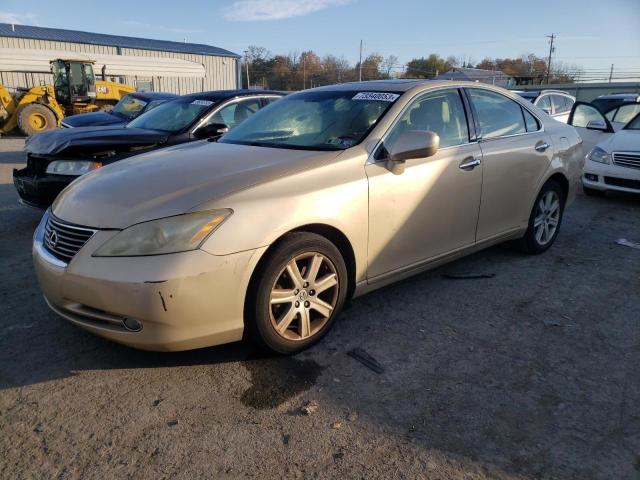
[[570, 104, 608, 128], [385, 89, 469, 151], [551, 95, 568, 114], [536, 95, 552, 113], [605, 108, 618, 121], [522, 107, 540, 132], [207, 98, 262, 130], [564, 97, 575, 111], [468, 89, 526, 139], [262, 96, 281, 106], [613, 104, 640, 123]]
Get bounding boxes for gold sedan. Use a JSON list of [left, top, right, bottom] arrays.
[[33, 81, 584, 353]]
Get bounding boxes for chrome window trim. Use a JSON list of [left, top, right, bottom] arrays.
[[191, 95, 282, 134], [368, 86, 475, 165]]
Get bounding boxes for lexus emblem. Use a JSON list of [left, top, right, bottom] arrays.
[[47, 230, 58, 248]]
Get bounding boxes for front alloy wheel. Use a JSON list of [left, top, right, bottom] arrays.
[[248, 232, 348, 354], [269, 252, 339, 341]]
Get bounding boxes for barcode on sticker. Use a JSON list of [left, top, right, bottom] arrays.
[[192, 100, 214, 106], [352, 92, 400, 102]]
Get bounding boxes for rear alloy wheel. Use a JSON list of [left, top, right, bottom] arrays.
[[17, 103, 57, 136], [248, 232, 348, 354], [517, 180, 565, 254]]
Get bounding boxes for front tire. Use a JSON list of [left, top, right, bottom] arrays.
[[246, 232, 348, 354], [517, 180, 565, 254], [17, 104, 57, 136]]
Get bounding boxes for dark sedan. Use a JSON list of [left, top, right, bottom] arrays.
[[14, 90, 283, 207], [61, 92, 178, 128]]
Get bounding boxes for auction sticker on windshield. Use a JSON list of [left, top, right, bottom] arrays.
[[352, 92, 400, 102]]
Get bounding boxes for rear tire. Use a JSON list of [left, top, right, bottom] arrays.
[[583, 185, 605, 197], [516, 180, 565, 255], [246, 232, 348, 355], [17, 103, 57, 136]]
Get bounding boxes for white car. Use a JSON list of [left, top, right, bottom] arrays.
[[516, 90, 576, 123], [568, 102, 640, 196]]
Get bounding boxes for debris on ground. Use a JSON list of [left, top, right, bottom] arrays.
[[443, 272, 496, 280], [166, 420, 178, 427], [332, 420, 343, 430], [543, 319, 574, 328], [347, 348, 384, 374], [346, 411, 358, 422], [301, 400, 319, 415], [616, 238, 640, 250]]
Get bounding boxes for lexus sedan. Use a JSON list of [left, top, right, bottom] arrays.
[[14, 90, 283, 207], [33, 80, 584, 353], [60, 92, 178, 128]]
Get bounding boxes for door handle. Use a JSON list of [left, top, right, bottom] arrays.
[[535, 141, 550, 152], [459, 157, 481, 171]]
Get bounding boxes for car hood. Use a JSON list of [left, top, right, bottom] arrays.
[[599, 129, 640, 152], [62, 111, 126, 128], [25, 126, 169, 156], [53, 141, 343, 229]]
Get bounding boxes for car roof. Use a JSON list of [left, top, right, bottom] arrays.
[[178, 89, 284, 101], [130, 92, 178, 101]]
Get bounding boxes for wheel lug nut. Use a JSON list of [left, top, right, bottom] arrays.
[[309, 290, 315, 296], [295, 301, 300, 307], [304, 301, 310, 308], [294, 289, 299, 294], [303, 282, 309, 288]]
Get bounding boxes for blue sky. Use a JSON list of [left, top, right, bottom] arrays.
[[1, 0, 639, 80]]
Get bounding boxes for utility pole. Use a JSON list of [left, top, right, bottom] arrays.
[[545, 34, 555, 84], [609, 64, 614, 83], [358, 40, 363, 82], [303, 55, 306, 89], [243, 50, 250, 89]]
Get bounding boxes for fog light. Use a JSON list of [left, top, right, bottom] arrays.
[[122, 317, 142, 332], [584, 173, 598, 182]]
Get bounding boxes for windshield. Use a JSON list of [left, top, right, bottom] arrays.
[[112, 95, 149, 120], [127, 97, 216, 133], [220, 90, 401, 150]]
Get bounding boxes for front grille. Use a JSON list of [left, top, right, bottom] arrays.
[[604, 176, 640, 190], [44, 215, 97, 262], [612, 152, 640, 170]]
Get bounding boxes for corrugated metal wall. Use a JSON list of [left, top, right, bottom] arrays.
[[0, 36, 238, 94]]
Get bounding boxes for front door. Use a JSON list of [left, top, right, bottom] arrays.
[[568, 102, 616, 153], [466, 88, 554, 240], [366, 88, 483, 279]]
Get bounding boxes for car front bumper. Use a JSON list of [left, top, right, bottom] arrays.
[[33, 212, 267, 351], [13, 168, 75, 208], [582, 159, 640, 194]]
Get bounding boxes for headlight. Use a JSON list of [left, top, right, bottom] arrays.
[[586, 146, 611, 164], [46, 160, 102, 176], [93, 209, 232, 257]]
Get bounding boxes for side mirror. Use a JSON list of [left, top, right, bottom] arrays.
[[586, 119, 607, 131], [386, 131, 439, 175], [193, 123, 229, 139]]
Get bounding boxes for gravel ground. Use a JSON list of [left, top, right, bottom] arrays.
[[1, 138, 639, 480]]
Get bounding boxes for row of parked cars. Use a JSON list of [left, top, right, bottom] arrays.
[[515, 90, 640, 196], [12, 80, 640, 355]]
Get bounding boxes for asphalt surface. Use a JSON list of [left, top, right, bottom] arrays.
[[1, 138, 639, 480]]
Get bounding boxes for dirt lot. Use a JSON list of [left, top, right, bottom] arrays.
[[0, 138, 639, 480]]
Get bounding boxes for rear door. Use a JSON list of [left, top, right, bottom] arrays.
[[466, 88, 554, 241], [567, 102, 615, 153]]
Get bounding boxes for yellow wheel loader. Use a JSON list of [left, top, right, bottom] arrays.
[[0, 58, 135, 136]]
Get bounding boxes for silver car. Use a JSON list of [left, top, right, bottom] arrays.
[[33, 80, 584, 353]]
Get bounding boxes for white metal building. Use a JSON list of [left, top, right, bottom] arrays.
[[0, 23, 240, 94]]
